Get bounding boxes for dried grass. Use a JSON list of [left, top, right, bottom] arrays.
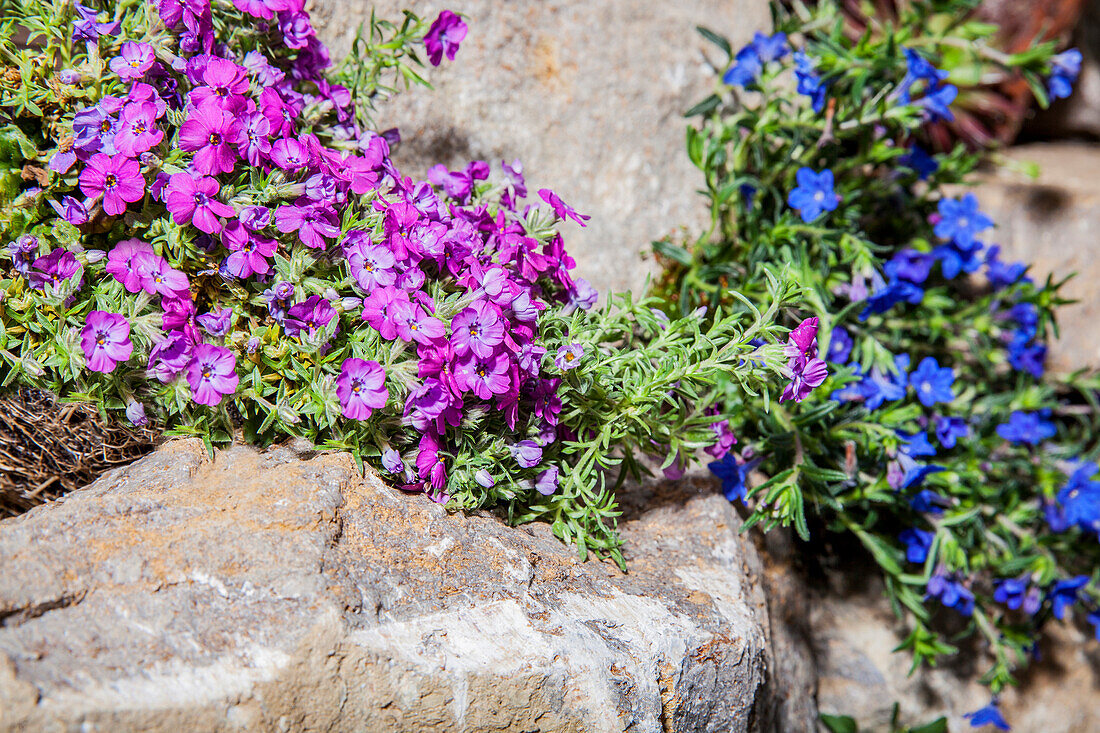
[[0, 388, 157, 517]]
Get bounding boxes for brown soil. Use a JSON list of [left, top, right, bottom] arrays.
[[0, 388, 156, 517]]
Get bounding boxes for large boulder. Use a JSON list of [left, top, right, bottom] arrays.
[[0, 440, 813, 732], [310, 0, 771, 300]]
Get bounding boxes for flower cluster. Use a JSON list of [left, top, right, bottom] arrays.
[[0, 0, 798, 565]]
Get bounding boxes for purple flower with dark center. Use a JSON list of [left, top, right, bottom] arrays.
[[80, 311, 132, 373], [535, 467, 559, 495], [197, 307, 233, 338], [455, 351, 512, 399], [72, 101, 117, 155], [284, 295, 337, 339], [179, 102, 244, 175], [451, 300, 505, 357], [336, 358, 388, 420], [165, 173, 235, 234], [555, 343, 584, 370], [222, 221, 277, 278], [512, 440, 542, 469], [109, 41, 156, 80], [275, 204, 340, 249], [424, 10, 468, 66], [113, 102, 162, 157], [347, 241, 397, 290], [147, 332, 193, 382], [79, 153, 145, 216], [29, 248, 80, 292], [263, 281, 294, 321], [186, 344, 239, 406], [399, 306, 446, 345], [133, 251, 189, 298], [126, 400, 149, 426], [238, 112, 272, 166], [270, 138, 308, 171], [361, 286, 414, 340], [538, 188, 590, 227], [48, 195, 89, 226], [188, 57, 249, 110], [105, 238, 155, 292], [788, 168, 839, 222]]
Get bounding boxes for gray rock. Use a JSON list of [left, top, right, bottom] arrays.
[[309, 0, 771, 301], [0, 441, 804, 732]]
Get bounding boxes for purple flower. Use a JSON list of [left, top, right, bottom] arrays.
[[511, 440, 542, 469], [232, 0, 292, 20], [934, 416, 969, 449], [80, 311, 133, 373], [424, 10, 468, 66], [113, 102, 163, 157], [455, 351, 512, 399], [165, 173, 235, 234], [179, 102, 244, 175], [270, 138, 308, 170], [381, 448, 404, 474], [125, 399, 149, 426], [475, 469, 495, 488], [109, 41, 156, 80], [780, 317, 829, 403], [133, 251, 189, 298], [105, 238, 154, 292], [79, 153, 145, 216], [1048, 48, 1082, 100], [535, 467, 559, 495], [284, 295, 337, 339], [398, 306, 446, 345], [147, 332, 193, 382], [416, 432, 448, 490], [48, 196, 90, 225], [197, 307, 233, 338], [29, 248, 80, 292], [222, 221, 277, 278], [451, 300, 505, 358], [899, 527, 934, 564], [927, 572, 974, 616], [555, 343, 584, 370], [275, 204, 340, 250], [346, 241, 397, 290], [993, 576, 1041, 616], [185, 344, 239, 406], [188, 57, 249, 110], [538, 188, 590, 227], [361, 286, 413, 340], [336, 358, 388, 420]]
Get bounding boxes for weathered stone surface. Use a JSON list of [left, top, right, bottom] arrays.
[[977, 142, 1100, 373], [0, 441, 798, 732], [310, 0, 770, 300]]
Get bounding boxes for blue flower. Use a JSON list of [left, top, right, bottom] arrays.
[[985, 246, 1030, 290], [1007, 333, 1046, 379], [788, 167, 839, 222], [1048, 575, 1090, 620], [751, 31, 788, 63], [934, 193, 994, 250], [900, 431, 937, 458], [1008, 302, 1039, 331], [899, 48, 949, 103], [899, 527, 934, 564], [900, 145, 938, 180], [996, 411, 1056, 445], [723, 45, 763, 87], [1056, 462, 1100, 535], [964, 699, 1010, 731], [909, 357, 955, 407], [859, 278, 924, 320], [909, 487, 946, 513], [933, 243, 984, 280], [1048, 48, 1082, 100], [708, 454, 761, 503], [920, 82, 958, 122], [884, 248, 935, 284], [793, 52, 827, 112], [934, 416, 969, 449], [927, 572, 974, 616], [862, 354, 910, 410], [1088, 610, 1100, 642], [827, 326, 853, 364], [993, 576, 1041, 615]]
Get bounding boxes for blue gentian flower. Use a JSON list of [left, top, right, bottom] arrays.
[[934, 416, 969, 449], [899, 527, 934, 564], [788, 167, 839, 222], [709, 453, 762, 503], [996, 411, 1056, 445], [934, 193, 994, 250], [827, 326, 853, 364], [862, 356, 910, 410], [900, 431, 937, 458], [927, 571, 974, 615], [964, 699, 1010, 731], [859, 278, 924, 320], [1048, 48, 1082, 100], [902, 464, 944, 491], [793, 52, 828, 112], [899, 48, 949, 103], [909, 357, 955, 407], [1048, 575, 1090, 620]]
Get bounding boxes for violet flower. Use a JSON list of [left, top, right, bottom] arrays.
[[105, 238, 154, 292], [336, 358, 388, 420], [284, 295, 336, 338], [80, 310, 133, 373], [535, 467, 559, 495], [424, 10, 468, 66], [109, 41, 156, 80], [79, 153, 145, 216], [451, 300, 505, 358], [780, 316, 829, 403], [147, 332, 193, 383], [114, 102, 163, 157], [555, 343, 584, 370], [165, 173, 235, 234], [125, 400, 149, 426], [185, 344, 239, 406], [538, 188, 590, 227], [29, 248, 80, 292], [197, 307, 233, 338], [179, 102, 244, 175], [512, 439, 542, 468], [455, 351, 512, 399]]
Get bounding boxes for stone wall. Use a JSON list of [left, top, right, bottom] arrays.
[[309, 0, 771, 300]]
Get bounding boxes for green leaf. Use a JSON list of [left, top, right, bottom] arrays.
[[696, 26, 732, 57], [820, 713, 859, 733]]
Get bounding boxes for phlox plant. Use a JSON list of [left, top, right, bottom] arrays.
[[0, 0, 815, 569], [654, 0, 1100, 725]]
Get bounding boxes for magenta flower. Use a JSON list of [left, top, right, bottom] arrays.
[[231, 0, 292, 20], [270, 138, 308, 171], [113, 102, 163, 157], [222, 221, 277, 278], [79, 153, 145, 216], [336, 358, 388, 420], [147, 332, 193, 382], [185, 344, 239, 406], [424, 10, 467, 66], [133, 251, 189, 298], [361, 286, 414, 340], [48, 196, 90, 226], [284, 295, 337, 339], [275, 204, 340, 249], [399, 306, 446, 345], [451, 300, 505, 358], [780, 316, 829, 403], [188, 57, 250, 110], [238, 112, 272, 166], [538, 188, 590, 227], [454, 351, 512, 399], [179, 103, 244, 175], [347, 241, 397, 291], [80, 310, 133, 373], [555, 343, 584, 370], [105, 238, 155, 293], [165, 173, 235, 234], [29, 248, 80, 292], [415, 432, 448, 490], [109, 41, 155, 80]]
